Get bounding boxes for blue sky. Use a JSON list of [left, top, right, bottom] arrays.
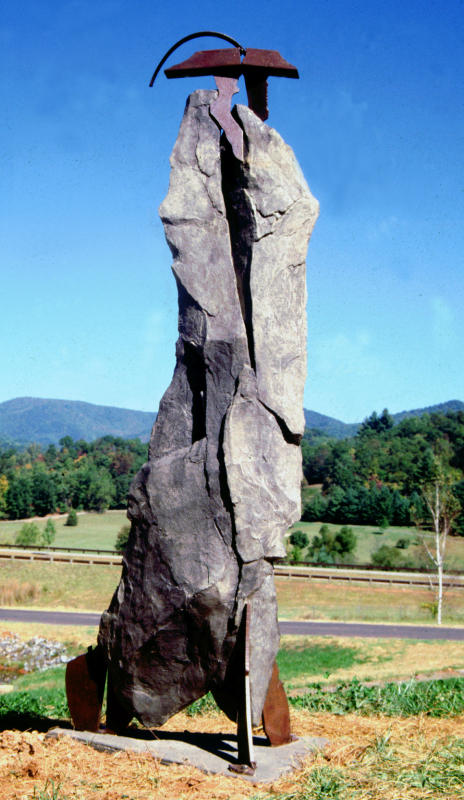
[[2, 0, 463, 422]]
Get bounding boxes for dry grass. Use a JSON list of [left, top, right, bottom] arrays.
[[3, 561, 464, 626], [1, 624, 464, 798], [0, 561, 121, 611], [0, 580, 40, 606], [3, 623, 464, 689], [275, 576, 464, 624], [0, 710, 463, 799]]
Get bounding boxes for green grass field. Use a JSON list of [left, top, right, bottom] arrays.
[[276, 575, 464, 625], [0, 510, 127, 550], [2, 509, 464, 573], [0, 560, 121, 609], [290, 519, 464, 571]]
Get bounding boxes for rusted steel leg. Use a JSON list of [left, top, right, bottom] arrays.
[[228, 602, 256, 775], [262, 660, 294, 746], [105, 672, 133, 734], [65, 646, 107, 732], [244, 72, 269, 121]]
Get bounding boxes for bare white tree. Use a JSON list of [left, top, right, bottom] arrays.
[[414, 468, 459, 625]]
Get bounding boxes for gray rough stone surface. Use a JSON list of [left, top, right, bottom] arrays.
[[98, 90, 318, 729]]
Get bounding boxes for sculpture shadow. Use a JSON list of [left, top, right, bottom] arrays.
[[0, 711, 268, 767], [0, 712, 73, 734], [103, 727, 270, 765]]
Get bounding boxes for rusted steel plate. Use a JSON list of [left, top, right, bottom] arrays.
[[262, 661, 293, 746], [164, 47, 298, 80], [65, 651, 106, 732], [165, 47, 241, 78], [242, 48, 298, 77]]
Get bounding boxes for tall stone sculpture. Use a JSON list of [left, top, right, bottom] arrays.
[[66, 44, 318, 774]]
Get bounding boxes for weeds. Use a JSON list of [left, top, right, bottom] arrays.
[[252, 736, 464, 800], [356, 734, 464, 796], [291, 676, 464, 716], [0, 687, 69, 720], [185, 692, 219, 716], [32, 780, 67, 800]]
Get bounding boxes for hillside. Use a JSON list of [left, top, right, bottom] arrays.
[[392, 399, 464, 422], [303, 409, 359, 439], [0, 397, 462, 446], [0, 397, 155, 446], [305, 400, 464, 440]]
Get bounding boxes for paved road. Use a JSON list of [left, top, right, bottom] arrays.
[[0, 608, 101, 627], [279, 620, 464, 640], [1, 607, 464, 640]]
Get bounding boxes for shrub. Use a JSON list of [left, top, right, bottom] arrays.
[[396, 537, 410, 549], [290, 676, 464, 716], [307, 524, 357, 564], [115, 524, 131, 553], [291, 545, 302, 563], [42, 519, 56, 546], [289, 529, 309, 549], [371, 544, 405, 569], [336, 525, 357, 555], [65, 508, 78, 527], [15, 522, 40, 546]]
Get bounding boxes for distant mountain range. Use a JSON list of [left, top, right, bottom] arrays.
[[0, 397, 155, 446], [0, 396, 463, 447], [304, 400, 464, 439]]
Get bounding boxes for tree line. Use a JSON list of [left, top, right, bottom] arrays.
[[0, 435, 147, 519], [301, 409, 464, 534], [0, 409, 463, 533]]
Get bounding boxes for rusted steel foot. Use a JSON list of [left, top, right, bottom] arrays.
[[228, 761, 257, 775], [65, 645, 107, 732], [262, 660, 294, 746]]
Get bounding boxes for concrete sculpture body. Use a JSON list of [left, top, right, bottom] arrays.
[[85, 90, 318, 739]]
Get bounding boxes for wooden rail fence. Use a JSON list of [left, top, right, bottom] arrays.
[[0, 547, 462, 589]]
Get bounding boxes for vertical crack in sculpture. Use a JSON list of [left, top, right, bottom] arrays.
[[220, 131, 256, 371], [96, 89, 319, 732]]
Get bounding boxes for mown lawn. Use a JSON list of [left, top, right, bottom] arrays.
[[0, 510, 127, 550], [275, 575, 464, 625], [0, 560, 121, 610], [2, 509, 464, 574], [289, 518, 464, 571]]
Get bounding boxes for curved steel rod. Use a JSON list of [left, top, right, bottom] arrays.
[[149, 31, 246, 87]]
